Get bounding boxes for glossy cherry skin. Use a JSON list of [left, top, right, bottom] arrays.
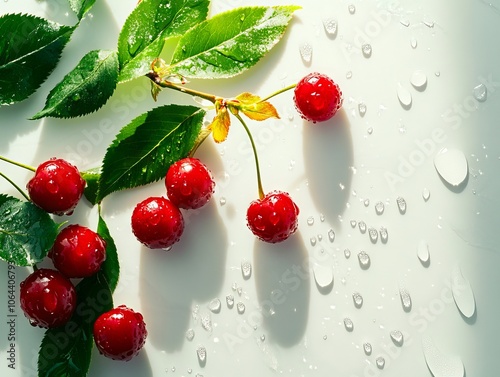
[[19, 268, 77, 328]]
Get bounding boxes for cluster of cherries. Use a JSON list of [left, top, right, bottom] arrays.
[[15, 72, 341, 362]]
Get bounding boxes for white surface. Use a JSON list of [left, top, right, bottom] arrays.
[[1, 0, 500, 376]]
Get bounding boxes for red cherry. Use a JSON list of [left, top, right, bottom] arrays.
[[50, 224, 107, 278], [246, 191, 300, 243], [294, 72, 342, 122], [27, 158, 86, 215], [19, 268, 76, 328], [166, 157, 215, 209], [93, 305, 148, 361], [131, 196, 184, 249]]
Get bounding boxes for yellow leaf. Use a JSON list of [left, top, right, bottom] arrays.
[[209, 106, 231, 143], [235, 92, 280, 121]]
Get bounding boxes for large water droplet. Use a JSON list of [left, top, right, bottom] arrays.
[[363, 342, 372, 355], [352, 292, 363, 308], [411, 70, 427, 90], [368, 227, 378, 243], [390, 330, 404, 346], [399, 286, 412, 312], [472, 83, 487, 102], [344, 317, 354, 331], [299, 42, 313, 63], [241, 260, 252, 279], [451, 265, 476, 318], [422, 335, 465, 377], [376, 357, 386, 369], [196, 345, 207, 364], [397, 83, 412, 108], [434, 148, 468, 187], [358, 251, 371, 269], [348, 4, 356, 14], [417, 240, 430, 264], [396, 197, 407, 214], [236, 302, 246, 314], [375, 201, 384, 215], [208, 298, 221, 313], [322, 17, 337, 36], [313, 263, 334, 289]]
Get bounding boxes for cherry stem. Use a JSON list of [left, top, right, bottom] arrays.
[[0, 171, 30, 201], [146, 72, 217, 104], [259, 83, 297, 103], [0, 155, 36, 172], [233, 112, 265, 200]]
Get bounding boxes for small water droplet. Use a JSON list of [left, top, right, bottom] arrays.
[[299, 42, 313, 63], [397, 83, 412, 108], [313, 264, 334, 289], [319, 213, 325, 222], [208, 298, 221, 313], [400, 18, 410, 27], [358, 221, 367, 233], [368, 227, 378, 242], [375, 201, 385, 215], [363, 342, 372, 355], [451, 265, 476, 318], [201, 313, 212, 332], [358, 102, 367, 116], [343, 317, 354, 331], [379, 227, 388, 242], [346, 71, 353, 79], [328, 229, 336, 242], [322, 17, 337, 35], [417, 240, 430, 264], [45, 180, 59, 194], [226, 294, 234, 308], [422, 335, 464, 377], [350, 220, 357, 228], [376, 356, 386, 369], [352, 292, 363, 308], [434, 148, 468, 187], [390, 330, 404, 346], [344, 249, 351, 259], [196, 345, 207, 364], [358, 251, 370, 269], [72, 93, 81, 101], [399, 286, 412, 312], [363, 199, 370, 207], [422, 188, 431, 201], [241, 260, 252, 279], [185, 328, 195, 341], [473, 83, 487, 102], [219, 197, 226, 206], [236, 302, 246, 314], [411, 70, 427, 90], [307, 216, 315, 226], [362, 44, 372, 58], [310, 237, 317, 246], [348, 4, 356, 14], [423, 18, 435, 28], [396, 196, 407, 213]]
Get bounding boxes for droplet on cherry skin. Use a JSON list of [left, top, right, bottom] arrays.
[[45, 180, 59, 194]]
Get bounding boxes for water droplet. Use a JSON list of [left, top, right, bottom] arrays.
[[72, 93, 81, 101], [363, 199, 370, 207], [390, 330, 404, 346], [348, 4, 356, 14], [473, 83, 487, 102], [375, 201, 385, 215], [346, 71, 353, 79], [344, 318, 354, 331], [400, 18, 410, 27], [362, 44, 372, 58], [417, 240, 430, 264], [322, 17, 337, 35], [422, 335, 464, 377], [410, 38, 418, 49], [344, 248, 351, 259], [411, 70, 427, 90], [434, 148, 468, 187], [307, 216, 315, 226], [196, 345, 207, 364], [422, 188, 431, 201], [376, 357, 386, 369], [241, 260, 252, 279], [299, 42, 313, 63], [368, 227, 378, 243], [423, 18, 435, 28], [363, 342, 372, 355], [208, 298, 221, 313], [237, 302, 246, 314], [358, 221, 367, 233], [226, 294, 234, 308], [319, 213, 325, 222], [45, 180, 59, 194], [399, 286, 412, 312], [219, 197, 226, 206], [327, 229, 335, 242], [379, 227, 388, 242], [367, 127, 373, 135], [352, 292, 363, 308], [397, 83, 412, 108], [200, 313, 212, 332], [313, 263, 334, 289], [451, 265, 476, 318], [185, 328, 195, 341], [349, 220, 357, 228], [310, 237, 317, 246], [358, 102, 367, 116], [358, 251, 371, 269]]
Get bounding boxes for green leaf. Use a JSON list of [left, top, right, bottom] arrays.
[[31, 50, 119, 119], [168, 5, 300, 79], [117, 0, 210, 82], [97, 213, 119, 293], [96, 104, 205, 202], [68, 0, 97, 20], [0, 195, 59, 266], [38, 273, 113, 377], [81, 167, 100, 205], [0, 14, 75, 105]]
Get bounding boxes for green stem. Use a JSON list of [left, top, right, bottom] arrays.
[[0, 171, 30, 201], [259, 83, 297, 103], [146, 72, 217, 104], [234, 113, 265, 199], [0, 155, 35, 172]]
